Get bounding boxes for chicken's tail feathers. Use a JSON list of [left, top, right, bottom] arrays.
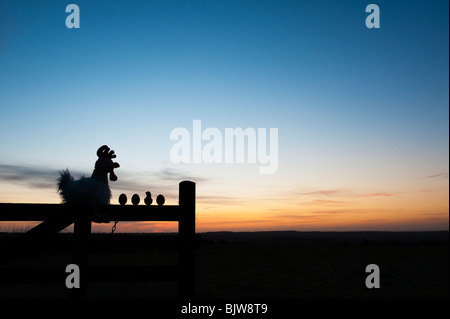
[[57, 169, 74, 203]]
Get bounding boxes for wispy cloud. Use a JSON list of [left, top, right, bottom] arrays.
[[196, 195, 256, 206], [114, 167, 209, 199], [0, 163, 207, 199], [275, 208, 379, 219], [419, 172, 449, 179], [297, 189, 349, 197], [311, 199, 347, 205], [275, 213, 329, 220], [155, 168, 209, 183], [362, 192, 394, 197], [0, 164, 68, 189]]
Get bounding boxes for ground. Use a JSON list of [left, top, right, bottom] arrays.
[[0, 231, 448, 299]]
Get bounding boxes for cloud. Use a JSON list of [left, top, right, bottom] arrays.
[[0, 163, 69, 189], [205, 219, 270, 225], [275, 214, 328, 220], [201, 206, 219, 210], [297, 189, 349, 196], [275, 208, 378, 220], [155, 168, 209, 183], [417, 211, 449, 217], [0, 163, 207, 200], [362, 192, 394, 197], [114, 167, 208, 196], [196, 195, 255, 206], [0, 164, 56, 180], [419, 172, 449, 179], [312, 199, 347, 205]]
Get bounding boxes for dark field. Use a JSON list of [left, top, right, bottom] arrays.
[[0, 231, 448, 299]]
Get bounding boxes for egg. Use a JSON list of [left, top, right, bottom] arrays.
[[131, 194, 140, 205], [118, 193, 127, 205], [156, 194, 165, 206]]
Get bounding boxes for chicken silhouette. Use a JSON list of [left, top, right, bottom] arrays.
[[57, 145, 120, 222]]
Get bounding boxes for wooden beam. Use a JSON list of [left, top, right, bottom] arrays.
[[99, 204, 181, 222], [0, 203, 181, 222], [71, 207, 92, 299], [178, 181, 196, 300], [0, 204, 72, 221]]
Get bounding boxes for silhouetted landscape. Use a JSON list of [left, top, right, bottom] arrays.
[[0, 3, 448, 318], [0, 230, 448, 299]]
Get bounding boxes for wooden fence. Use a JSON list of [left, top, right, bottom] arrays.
[[0, 180, 196, 299]]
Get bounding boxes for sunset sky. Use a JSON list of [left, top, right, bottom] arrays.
[[0, 0, 448, 232]]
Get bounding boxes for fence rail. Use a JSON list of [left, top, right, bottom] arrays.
[[0, 203, 181, 221]]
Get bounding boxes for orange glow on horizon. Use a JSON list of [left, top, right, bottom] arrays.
[[0, 178, 448, 233]]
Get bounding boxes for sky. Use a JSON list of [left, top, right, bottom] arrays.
[[0, 0, 448, 232]]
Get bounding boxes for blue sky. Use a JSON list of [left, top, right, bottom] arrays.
[[0, 0, 448, 231]]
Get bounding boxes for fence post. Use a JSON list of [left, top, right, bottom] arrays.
[[70, 205, 92, 299], [178, 181, 196, 300]]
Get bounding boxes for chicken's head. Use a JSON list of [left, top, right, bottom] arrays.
[[95, 145, 120, 181]]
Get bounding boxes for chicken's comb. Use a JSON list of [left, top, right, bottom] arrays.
[[97, 145, 116, 159]]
